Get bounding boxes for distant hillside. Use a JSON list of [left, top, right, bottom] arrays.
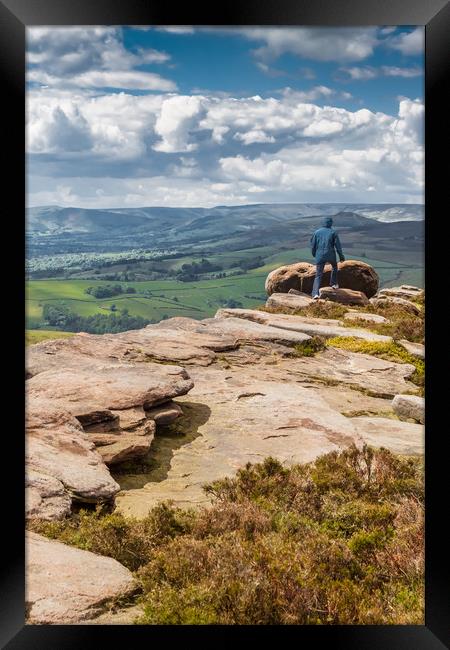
[[26, 203, 424, 257]]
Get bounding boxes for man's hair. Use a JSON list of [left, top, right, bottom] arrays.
[[322, 217, 333, 227]]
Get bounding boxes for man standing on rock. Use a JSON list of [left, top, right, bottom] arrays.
[[310, 217, 345, 300]]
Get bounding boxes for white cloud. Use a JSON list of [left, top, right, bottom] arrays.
[[387, 28, 424, 55], [234, 130, 275, 145], [240, 27, 379, 63], [27, 86, 424, 205], [26, 26, 176, 91], [337, 65, 422, 81], [155, 26, 195, 34], [153, 95, 205, 152]]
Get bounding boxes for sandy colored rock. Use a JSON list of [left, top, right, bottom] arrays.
[[26, 396, 120, 506], [350, 416, 424, 456], [205, 314, 312, 346], [26, 324, 239, 376], [115, 366, 364, 516], [392, 394, 425, 424], [27, 364, 194, 426], [399, 339, 425, 359], [378, 285, 423, 300], [283, 347, 418, 398], [265, 260, 379, 298], [344, 311, 388, 324], [145, 401, 183, 426], [25, 470, 71, 520], [216, 308, 391, 342], [370, 296, 421, 315], [266, 292, 313, 312], [97, 433, 154, 465], [26, 532, 136, 624], [319, 286, 369, 306]]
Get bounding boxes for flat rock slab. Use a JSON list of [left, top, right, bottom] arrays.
[[319, 287, 369, 306], [26, 397, 120, 508], [266, 292, 313, 312], [392, 394, 425, 424], [27, 364, 194, 425], [350, 416, 424, 456], [26, 532, 136, 624], [216, 308, 391, 342], [399, 339, 425, 359], [204, 314, 312, 346], [26, 324, 239, 376], [378, 286, 423, 300], [282, 348, 418, 398], [344, 311, 388, 324], [115, 366, 363, 517]]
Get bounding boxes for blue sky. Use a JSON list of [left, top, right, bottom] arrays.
[[26, 26, 424, 207]]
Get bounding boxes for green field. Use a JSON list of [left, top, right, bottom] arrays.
[[25, 329, 76, 345], [26, 245, 423, 330]]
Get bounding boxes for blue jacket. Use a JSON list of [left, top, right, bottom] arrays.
[[310, 218, 344, 264]]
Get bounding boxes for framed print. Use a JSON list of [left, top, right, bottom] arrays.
[[1, 0, 449, 646]]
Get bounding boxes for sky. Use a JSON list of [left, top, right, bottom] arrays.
[[26, 26, 424, 208]]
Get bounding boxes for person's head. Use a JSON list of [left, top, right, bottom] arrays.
[[322, 217, 333, 228]]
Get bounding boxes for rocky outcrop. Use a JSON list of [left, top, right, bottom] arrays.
[[266, 292, 313, 311], [399, 340, 425, 359], [26, 345, 194, 515], [344, 311, 388, 324], [116, 368, 364, 516], [26, 470, 72, 521], [265, 260, 379, 298], [217, 307, 392, 342], [350, 416, 423, 456], [392, 395, 425, 424], [377, 285, 424, 301], [26, 397, 120, 510], [318, 287, 369, 306], [369, 296, 421, 315], [26, 532, 136, 624]]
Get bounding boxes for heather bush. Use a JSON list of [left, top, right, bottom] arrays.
[[30, 446, 424, 625]]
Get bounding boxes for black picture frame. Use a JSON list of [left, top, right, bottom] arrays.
[[2, 1, 449, 647]]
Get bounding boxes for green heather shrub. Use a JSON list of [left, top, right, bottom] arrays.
[[342, 303, 424, 344], [29, 446, 424, 625], [292, 336, 327, 357]]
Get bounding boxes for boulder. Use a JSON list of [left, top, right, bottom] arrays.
[[369, 296, 421, 315], [392, 394, 425, 424], [319, 287, 369, 306], [265, 260, 379, 298], [399, 339, 425, 359], [26, 396, 120, 507], [145, 401, 183, 426], [344, 311, 388, 324], [266, 292, 313, 312], [350, 416, 423, 456], [26, 532, 136, 624]]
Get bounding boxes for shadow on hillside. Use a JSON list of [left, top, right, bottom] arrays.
[[112, 401, 211, 490]]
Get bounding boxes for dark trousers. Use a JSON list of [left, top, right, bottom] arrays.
[[312, 261, 338, 297]]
